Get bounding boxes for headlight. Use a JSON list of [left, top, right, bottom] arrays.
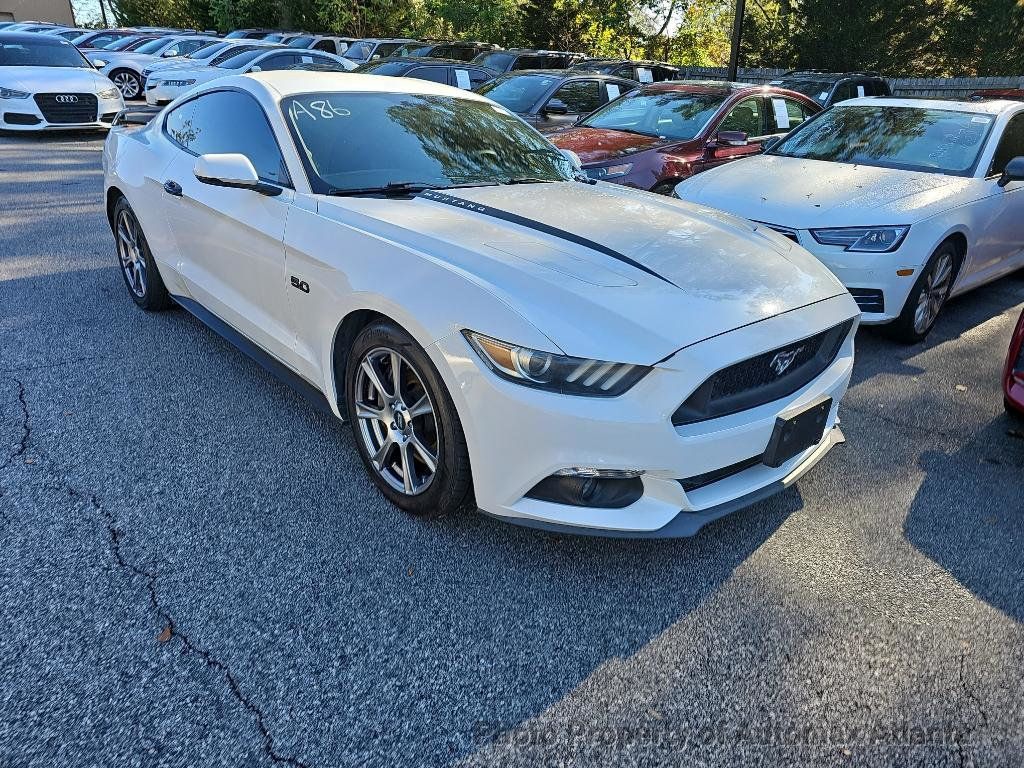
[[585, 162, 633, 180], [464, 331, 651, 396], [0, 87, 30, 99], [98, 86, 120, 100], [809, 226, 909, 253], [162, 79, 196, 88]]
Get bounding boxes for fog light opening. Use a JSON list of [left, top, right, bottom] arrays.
[[526, 470, 644, 509]]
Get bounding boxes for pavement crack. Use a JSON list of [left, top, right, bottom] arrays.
[[2, 376, 30, 471], [84, 492, 308, 768], [954, 649, 989, 768]]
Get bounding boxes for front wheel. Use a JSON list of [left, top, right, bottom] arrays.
[[112, 197, 172, 311], [345, 320, 473, 518], [110, 69, 142, 100], [886, 241, 958, 344]]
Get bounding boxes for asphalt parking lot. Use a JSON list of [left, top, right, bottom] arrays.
[[1, 132, 1023, 768]]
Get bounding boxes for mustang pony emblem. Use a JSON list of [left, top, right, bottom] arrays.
[[770, 347, 803, 376]]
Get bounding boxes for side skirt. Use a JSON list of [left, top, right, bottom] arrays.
[[171, 294, 338, 419]]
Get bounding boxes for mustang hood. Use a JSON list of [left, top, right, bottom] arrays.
[[678, 155, 983, 227], [317, 182, 849, 364], [1, 66, 113, 94], [551, 126, 667, 165]]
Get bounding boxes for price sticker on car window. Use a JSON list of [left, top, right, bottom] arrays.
[[857, 85, 865, 97], [301, 55, 313, 63], [772, 98, 790, 129], [606, 83, 620, 100], [637, 67, 653, 83], [454, 69, 471, 89]]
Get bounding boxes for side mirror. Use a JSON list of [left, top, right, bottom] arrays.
[[560, 148, 582, 171], [998, 156, 1024, 188], [761, 135, 781, 153], [249, 65, 261, 72], [544, 98, 569, 115], [715, 130, 748, 147], [194, 153, 281, 196]]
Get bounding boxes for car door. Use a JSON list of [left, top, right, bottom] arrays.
[[698, 96, 767, 172], [159, 89, 297, 366], [538, 78, 603, 131], [964, 113, 1024, 281]]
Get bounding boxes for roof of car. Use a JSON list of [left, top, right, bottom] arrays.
[[0, 31, 73, 43], [245, 70, 493, 101], [781, 70, 883, 79], [496, 68, 634, 80], [841, 95, 1022, 114], [646, 79, 755, 92], [372, 56, 495, 68], [575, 58, 676, 67]]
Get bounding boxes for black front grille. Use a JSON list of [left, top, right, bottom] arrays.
[[672, 319, 854, 426], [678, 455, 763, 492], [848, 288, 885, 314], [3, 112, 41, 125], [33, 93, 98, 124]]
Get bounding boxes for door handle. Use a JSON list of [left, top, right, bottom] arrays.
[[163, 180, 182, 197]]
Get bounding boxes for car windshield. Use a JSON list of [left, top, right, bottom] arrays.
[[356, 60, 408, 76], [771, 105, 995, 175], [477, 73, 561, 113], [281, 92, 575, 194], [392, 43, 434, 57], [286, 36, 315, 48], [0, 38, 90, 67], [343, 41, 374, 60], [187, 40, 222, 58], [581, 90, 726, 140], [773, 79, 833, 102], [105, 36, 143, 51], [133, 38, 170, 55], [473, 51, 512, 70], [216, 48, 269, 69]]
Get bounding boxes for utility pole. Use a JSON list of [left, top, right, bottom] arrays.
[[727, 0, 745, 81], [98, 0, 109, 28]]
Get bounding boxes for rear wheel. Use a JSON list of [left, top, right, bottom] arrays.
[[345, 320, 473, 518], [112, 197, 171, 311], [886, 241, 958, 344], [110, 69, 142, 100]]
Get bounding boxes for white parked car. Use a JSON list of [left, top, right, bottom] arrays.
[[140, 40, 276, 93], [103, 73, 859, 537], [675, 97, 1024, 342], [143, 47, 352, 105], [93, 35, 219, 100], [0, 32, 123, 131], [286, 34, 356, 55]]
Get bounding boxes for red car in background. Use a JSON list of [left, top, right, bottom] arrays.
[[970, 88, 1024, 102], [1004, 308, 1024, 417], [549, 81, 821, 195]]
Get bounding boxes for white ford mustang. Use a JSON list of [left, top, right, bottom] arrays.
[[0, 32, 123, 131], [675, 97, 1024, 342], [102, 72, 860, 537]]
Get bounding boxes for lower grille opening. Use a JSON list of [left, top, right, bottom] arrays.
[[100, 112, 119, 122], [526, 475, 643, 509], [679, 455, 764, 492], [848, 288, 885, 313], [3, 112, 41, 125]]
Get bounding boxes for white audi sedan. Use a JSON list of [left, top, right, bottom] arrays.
[[103, 73, 859, 537], [0, 32, 123, 131], [675, 97, 1024, 342]]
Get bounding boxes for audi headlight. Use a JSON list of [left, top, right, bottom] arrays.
[[162, 79, 196, 88], [98, 86, 120, 100], [0, 87, 30, 99], [586, 162, 633, 180], [464, 331, 650, 396], [810, 226, 909, 253]]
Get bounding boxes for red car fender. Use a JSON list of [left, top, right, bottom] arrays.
[[1003, 307, 1024, 416]]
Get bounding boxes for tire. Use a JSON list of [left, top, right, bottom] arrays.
[[345, 320, 473, 518], [110, 69, 142, 100], [1005, 397, 1024, 421], [885, 240, 959, 344], [651, 181, 680, 196], [112, 197, 172, 311]]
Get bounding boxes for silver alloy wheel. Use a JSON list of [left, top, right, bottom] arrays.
[[913, 251, 954, 334], [116, 208, 147, 298], [354, 347, 440, 496], [113, 71, 140, 99]]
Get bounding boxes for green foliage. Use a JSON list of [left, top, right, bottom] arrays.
[[104, 0, 1024, 77]]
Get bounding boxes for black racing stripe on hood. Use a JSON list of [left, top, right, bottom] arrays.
[[417, 189, 678, 288]]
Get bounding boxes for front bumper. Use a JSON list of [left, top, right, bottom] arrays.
[[144, 81, 187, 106], [431, 293, 859, 537], [1, 93, 124, 131]]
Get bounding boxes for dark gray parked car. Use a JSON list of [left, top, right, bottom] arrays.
[[767, 70, 891, 107]]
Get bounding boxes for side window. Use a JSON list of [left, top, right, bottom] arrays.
[[613, 65, 634, 79], [870, 79, 891, 96], [449, 46, 475, 62], [719, 97, 763, 137], [313, 39, 334, 53], [550, 79, 603, 114], [176, 40, 206, 56], [406, 66, 448, 84], [514, 55, 546, 70], [374, 43, 402, 58], [252, 54, 298, 71], [832, 82, 857, 103], [467, 68, 492, 88], [767, 97, 809, 133], [989, 114, 1024, 176], [168, 90, 290, 186]]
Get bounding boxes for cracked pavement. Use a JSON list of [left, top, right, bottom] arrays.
[[1, 132, 1023, 767]]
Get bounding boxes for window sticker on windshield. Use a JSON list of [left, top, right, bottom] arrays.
[[454, 69, 471, 89], [972, 116, 992, 124], [606, 83, 620, 100], [289, 97, 351, 121], [818, 91, 829, 101], [857, 85, 865, 97], [637, 67, 653, 83], [772, 98, 790, 129]]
